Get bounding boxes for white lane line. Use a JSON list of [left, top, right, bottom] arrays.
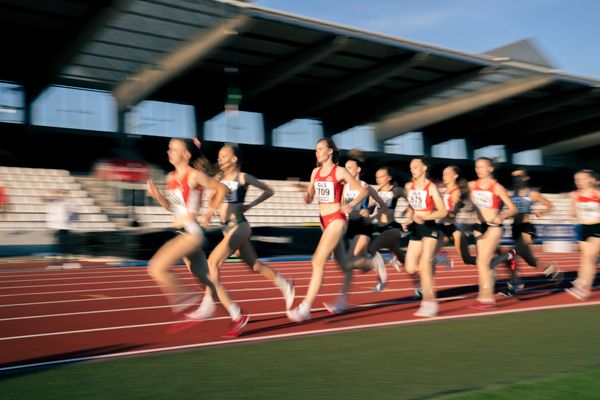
[[0, 254, 582, 278], [0, 262, 583, 286], [0, 269, 559, 298], [0, 260, 324, 276], [0, 279, 584, 327], [1, 299, 598, 372]]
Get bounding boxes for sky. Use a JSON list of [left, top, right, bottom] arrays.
[[255, 0, 600, 79]]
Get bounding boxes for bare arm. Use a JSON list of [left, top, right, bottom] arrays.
[[241, 173, 274, 211], [495, 184, 517, 222], [403, 205, 414, 229], [422, 184, 448, 221], [194, 170, 227, 226], [367, 184, 388, 211], [146, 179, 170, 211], [305, 168, 317, 204], [570, 191, 578, 220], [531, 190, 553, 217], [449, 188, 463, 218]]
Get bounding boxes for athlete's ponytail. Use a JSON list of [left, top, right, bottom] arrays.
[[175, 137, 216, 175]]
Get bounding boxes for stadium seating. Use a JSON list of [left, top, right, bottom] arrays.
[[0, 166, 579, 232], [0, 167, 116, 231]]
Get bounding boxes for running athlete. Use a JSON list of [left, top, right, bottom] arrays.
[[404, 158, 448, 317], [286, 138, 368, 322], [508, 169, 562, 291], [146, 138, 228, 319], [566, 169, 599, 300], [186, 144, 295, 335], [323, 150, 388, 314], [368, 166, 408, 289], [433, 165, 476, 268], [469, 157, 517, 309], [343, 166, 408, 293]]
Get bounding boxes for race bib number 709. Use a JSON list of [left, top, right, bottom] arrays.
[[315, 181, 334, 203]]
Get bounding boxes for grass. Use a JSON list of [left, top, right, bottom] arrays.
[[438, 367, 600, 399], [2, 305, 599, 399]]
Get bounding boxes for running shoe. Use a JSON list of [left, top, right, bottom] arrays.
[[185, 297, 216, 320], [166, 314, 204, 335], [373, 252, 387, 287], [281, 278, 295, 310], [286, 302, 311, 322], [544, 264, 564, 284], [222, 314, 250, 338], [172, 293, 201, 314], [389, 255, 403, 272], [565, 282, 591, 301], [414, 300, 438, 317], [324, 295, 348, 315], [372, 279, 386, 293], [506, 279, 525, 295], [470, 300, 496, 311]]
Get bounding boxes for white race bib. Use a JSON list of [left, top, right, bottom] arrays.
[[443, 193, 451, 211], [577, 202, 600, 221], [166, 188, 187, 214], [408, 189, 428, 210], [344, 188, 361, 211], [222, 180, 239, 203], [378, 191, 394, 208], [315, 181, 334, 203], [472, 190, 493, 209]]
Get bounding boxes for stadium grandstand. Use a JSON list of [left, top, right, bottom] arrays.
[[1, 0, 598, 253]]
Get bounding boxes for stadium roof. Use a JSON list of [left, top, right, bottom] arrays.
[[2, 0, 600, 157]]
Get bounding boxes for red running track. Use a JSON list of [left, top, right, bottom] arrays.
[[0, 250, 598, 372]]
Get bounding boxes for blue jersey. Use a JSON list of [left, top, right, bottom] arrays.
[[511, 189, 533, 215]]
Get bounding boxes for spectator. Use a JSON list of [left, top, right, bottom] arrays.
[[43, 189, 76, 262]]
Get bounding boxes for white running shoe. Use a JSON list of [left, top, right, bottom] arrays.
[[172, 293, 201, 314], [324, 295, 348, 315], [372, 279, 386, 293], [373, 251, 387, 286], [389, 255, 403, 272], [280, 278, 295, 310], [286, 301, 311, 322], [185, 297, 216, 320], [565, 279, 591, 301], [414, 300, 438, 317]]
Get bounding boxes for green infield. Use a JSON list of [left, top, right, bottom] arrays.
[[2, 305, 599, 400]]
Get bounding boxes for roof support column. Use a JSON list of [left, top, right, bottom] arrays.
[[464, 140, 475, 162], [262, 117, 278, 148], [114, 14, 252, 111]]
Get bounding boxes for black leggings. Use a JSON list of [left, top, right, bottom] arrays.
[[514, 237, 538, 267], [187, 248, 217, 293]]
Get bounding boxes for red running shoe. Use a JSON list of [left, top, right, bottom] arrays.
[[222, 314, 250, 338], [166, 315, 204, 335], [470, 300, 496, 311]]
